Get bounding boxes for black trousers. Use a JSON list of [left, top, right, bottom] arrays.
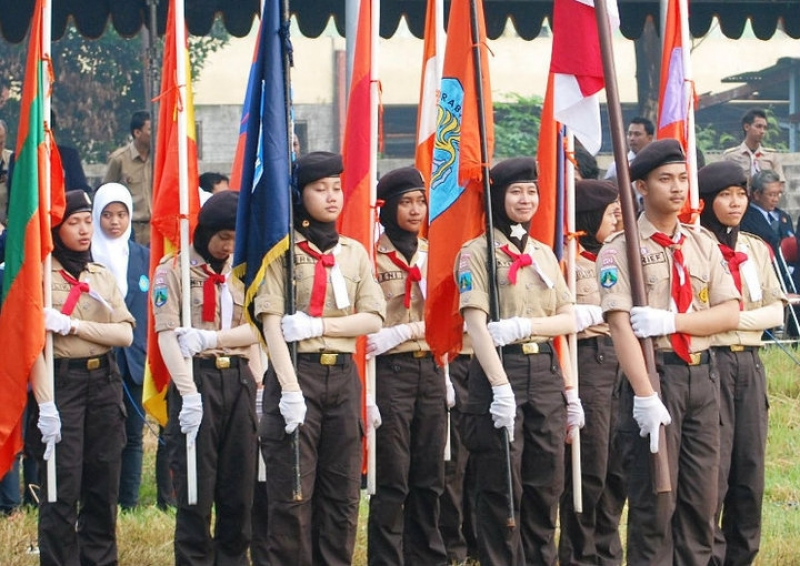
[[438, 354, 479, 563], [462, 350, 566, 566], [28, 354, 126, 566], [624, 355, 720, 566], [368, 353, 448, 566], [167, 358, 257, 566], [710, 347, 768, 566], [259, 355, 363, 566], [559, 336, 627, 566]]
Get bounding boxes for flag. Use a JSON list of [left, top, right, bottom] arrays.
[[0, 0, 65, 476], [425, 0, 493, 362], [532, 75, 561, 249], [143, 0, 201, 425], [414, 0, 443, 189], [550, 0, 618, 155], [232, 0, 292, 324]]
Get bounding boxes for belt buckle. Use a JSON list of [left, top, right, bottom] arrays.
[[412, 350, 428, 359], [319, 353, 338, 366], [730, 344, 745, 353], [86, 358, 101, 371], [521, 342, 539, 355], [215, 356, 231, 370], [688, 352, 702, 366]]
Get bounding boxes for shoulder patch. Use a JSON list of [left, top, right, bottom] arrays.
[[458, 271, 473, 293], [153, 284, 168, 308], [599, 266, 619, 288]]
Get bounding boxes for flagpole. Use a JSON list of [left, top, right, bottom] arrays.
[[172, 0, 198, 506], [41, 0, 57, 503], [468, 0, 515, 530], [594, 0, 671, 494], [564, 130, 583, 513], [366, 0, 380, 497], [679, 0, 699, 227]]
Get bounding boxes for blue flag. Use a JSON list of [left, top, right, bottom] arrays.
[[232, 0, 292, 320]]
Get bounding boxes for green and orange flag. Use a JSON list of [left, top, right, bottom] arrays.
[[0, 0, 65, 476]]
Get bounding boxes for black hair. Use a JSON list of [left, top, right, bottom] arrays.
[[629, 116, 655, 136], [130, 110, 151, 137], [199, 172, 230, 193]]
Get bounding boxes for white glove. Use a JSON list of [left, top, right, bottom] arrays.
[[490, 384, 516, 442], [44, 307, 72, 336], [565, 389, 586, 443], [630, 306, 677, 338], [574, 304, 604, 333], [366, 393, 382, 432], [279, 390, 307, 434], [174, 327, 218, 358], [179, 393, 203, 448], [366, 324, 413, 359], [37, 401, 61, 461], [445, 374, 456, 409], [487, 317, 532, 347], [281, 312, 324, 342], [633, 393, 672, 453]]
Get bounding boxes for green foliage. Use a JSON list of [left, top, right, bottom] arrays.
[[493, 93, 543, 158], [695, 108, 788, 153], [0, 20, 229, 163], [694, 122, 737, 153]]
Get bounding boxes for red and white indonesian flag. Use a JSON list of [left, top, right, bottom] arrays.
[[550, 0, 619, 155]]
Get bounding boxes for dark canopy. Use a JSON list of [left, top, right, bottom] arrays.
[[0, 0, 797, 43]]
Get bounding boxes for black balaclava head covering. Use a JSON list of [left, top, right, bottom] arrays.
[[193, 190, 239, 273], [489, 157, 537, 252], [292, 151, 344, 252], [53, 190, 93, 278], [377, 166, 426, 262], [574, 180, 619, 254], [698, 161, 749, 249]]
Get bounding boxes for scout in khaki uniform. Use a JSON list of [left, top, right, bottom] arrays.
[[30, 191, 135, 566], [598, 139, 741, 565], [559, 180, 628, 566], [456, 158, 584, 566], [365, 167, 448, 565], [721, 108, 784, 185], [153, 190, 260, 565], [697, 162, 787, 566], [254, 152, 386, 566]]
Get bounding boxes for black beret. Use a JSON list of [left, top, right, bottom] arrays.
[[63, 190, 92, 218], [198, 190, 239, 232], [574, 180, 619, 214], [490, 157, 538, 189], [697, 161, 747, 195], [629, 139, 686, 181], [377, 167, 425, 203], [295, 151, 344, 190]]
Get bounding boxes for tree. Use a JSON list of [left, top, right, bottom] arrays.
[[493, 93, 543, 158], [0, 21, 228, 163]]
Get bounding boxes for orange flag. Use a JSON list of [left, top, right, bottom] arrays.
[[425, 0, 493, 362], [532, 75, 560, 248], [414, 0, 443, 189], [143, 0, 201, 425]]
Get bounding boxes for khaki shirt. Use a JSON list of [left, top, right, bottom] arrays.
[[456, 229, 573, 344], [51, 259, 135, 358], [721, 141, 784, 183], [104, 142, 152, 223], [375, 233, 429, 354], [253, 232, 386, 353], [598, 216, 740, 352], [576, 252, 610, 340], [152, 247, 251, 358], [713, 232, 787, 347]]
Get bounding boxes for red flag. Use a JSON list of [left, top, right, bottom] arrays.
[[143, 0, 201, 425], [550, 0, 618, 155], [424, 0, 493, 361], [414, 0, 443, 190], [0, 0, 65, 476]]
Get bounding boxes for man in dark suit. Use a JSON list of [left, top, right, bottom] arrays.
[[740, 170, 795, 255]]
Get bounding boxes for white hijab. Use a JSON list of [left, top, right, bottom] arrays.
[[91, 183, 133, 297]]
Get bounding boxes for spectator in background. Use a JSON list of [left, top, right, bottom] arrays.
[[0, 119, 12, 228], [603, 117, 654, 180], [0, 77, 10, 109], [740, 170, 795, 257], [50, 111, 92, 195], [575, 144, 600, 181], [722, 108, 784, 185], [104, 110, 152, 245], [199, 172, 230, 205]]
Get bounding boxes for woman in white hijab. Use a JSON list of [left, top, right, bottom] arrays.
[[92, 182, 151, 511]]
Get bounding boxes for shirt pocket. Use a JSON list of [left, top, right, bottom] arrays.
[[690, 270, 711, 308]]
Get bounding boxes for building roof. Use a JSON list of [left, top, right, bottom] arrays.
[[0, 0, 798, 44]]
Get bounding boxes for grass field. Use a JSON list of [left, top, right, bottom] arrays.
[[1, 345, 799, 565]]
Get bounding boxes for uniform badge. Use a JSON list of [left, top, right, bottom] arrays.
[[698, 287, 709, 303], [153, 285, 168, 307], [599, 267, 619, 288], [458, 272, 473, 293], [139, 275, 150, 293]]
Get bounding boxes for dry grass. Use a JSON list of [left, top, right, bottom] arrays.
[[1, 344, 799, 565]]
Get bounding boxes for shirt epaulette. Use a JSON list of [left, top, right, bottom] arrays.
[[157, 252, 176, 266]]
